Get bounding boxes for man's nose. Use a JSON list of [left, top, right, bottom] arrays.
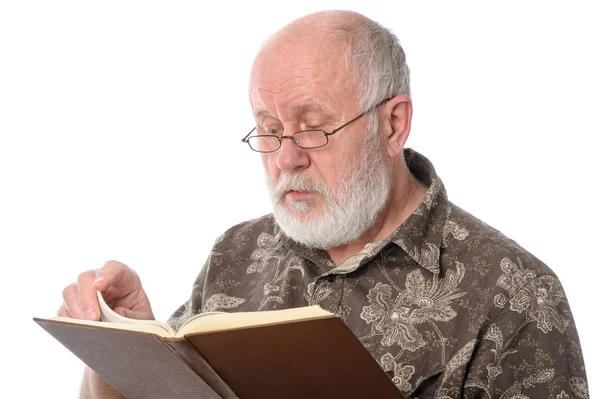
[[276, 136, 310, 171]]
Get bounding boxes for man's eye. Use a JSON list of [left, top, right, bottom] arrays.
[[258, 125, 283, 135], [303, 121, 325, 130]]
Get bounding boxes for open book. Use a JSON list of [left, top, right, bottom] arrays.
[[35, 292, 402, 399], [48, 290, 334, 338]]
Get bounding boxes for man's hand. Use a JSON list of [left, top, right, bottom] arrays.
[[58, 260, 154, 322], [58, 260, 154, 399]]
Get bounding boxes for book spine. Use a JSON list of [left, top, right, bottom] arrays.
[[164, 340, 239, 399]]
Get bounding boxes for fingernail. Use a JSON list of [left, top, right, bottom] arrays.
[[85, 308, 97, 321], [93, 276, 105, 287]]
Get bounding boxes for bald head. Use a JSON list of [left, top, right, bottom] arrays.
[[250, 13, 357, 118], [267, 10, 368, 45], [251, 10, 410, 114]]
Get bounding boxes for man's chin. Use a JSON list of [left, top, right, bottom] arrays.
[[275, 197, 311, 214], [274, 201, 328, 228], [277, 203, 319, 220], [273, 205, 355, 250]]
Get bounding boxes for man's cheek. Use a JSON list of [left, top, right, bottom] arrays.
[[266, 158, 281, 180]]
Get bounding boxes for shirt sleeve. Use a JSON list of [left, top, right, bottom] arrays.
[[463, 274, 588, 398], [166, 261, 208, 332]]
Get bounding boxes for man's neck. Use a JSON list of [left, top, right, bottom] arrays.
[[326, 170, 427, 266]]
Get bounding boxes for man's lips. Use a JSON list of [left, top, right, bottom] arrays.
[[285, 190, 314, 201]]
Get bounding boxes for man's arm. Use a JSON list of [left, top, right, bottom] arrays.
[[463, 274, 588, 398]]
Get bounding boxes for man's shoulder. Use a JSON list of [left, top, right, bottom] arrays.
[[445, 202, 555, 279]]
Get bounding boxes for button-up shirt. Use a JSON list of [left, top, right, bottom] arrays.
[[168, 148, 588, 398]]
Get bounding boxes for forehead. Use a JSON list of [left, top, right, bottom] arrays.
[[249, 32, 357, 117]]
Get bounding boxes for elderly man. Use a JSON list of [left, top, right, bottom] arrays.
[[60, 10, 587, 399]]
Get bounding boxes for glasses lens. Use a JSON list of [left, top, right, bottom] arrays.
[[294, 130, 327, 148], [247, 135, 281, 152]]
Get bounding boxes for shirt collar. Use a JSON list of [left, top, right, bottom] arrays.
[[389, 148, 449, 275]]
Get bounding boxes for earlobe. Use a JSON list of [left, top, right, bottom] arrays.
[[385, 96, 412, 158]]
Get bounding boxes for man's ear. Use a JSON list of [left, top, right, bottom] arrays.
[[382, 95, 412, 158]]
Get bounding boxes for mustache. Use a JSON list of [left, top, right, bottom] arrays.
[[269, 173, 329, 201]]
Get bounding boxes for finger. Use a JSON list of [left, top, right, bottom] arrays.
[[62, 283, 86, 319], [93, 260, 130, 291], [94, 260, 141, 296], [77, 270, 101, 321], [57, 303, 70, 317]]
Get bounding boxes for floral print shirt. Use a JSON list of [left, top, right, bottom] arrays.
[[168, 149, 588, 398]]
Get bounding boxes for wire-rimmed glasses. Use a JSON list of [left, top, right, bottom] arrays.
[[241, 99, 390, 153]]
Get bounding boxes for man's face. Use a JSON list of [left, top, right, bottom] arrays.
[[249, 31, 391, 248]]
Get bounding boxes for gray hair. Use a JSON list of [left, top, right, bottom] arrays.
[[332, 15, 411, 113]]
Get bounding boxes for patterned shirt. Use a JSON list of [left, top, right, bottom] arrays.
[[168, 149, 588, 398]]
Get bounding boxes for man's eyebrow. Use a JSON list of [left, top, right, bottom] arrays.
[[253, 109, 275, 119], [253, 101, 326, 119], [292, 101, 323, 113]]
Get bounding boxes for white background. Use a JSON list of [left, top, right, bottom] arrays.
[[1, 1, 598, 397]]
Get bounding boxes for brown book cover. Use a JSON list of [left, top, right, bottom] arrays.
[[34, 306, 402, 399]]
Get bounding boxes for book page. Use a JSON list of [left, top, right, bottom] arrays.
[[96, 290, 176, 336], [47, 316, 176, 337], [177, 305, 334, 337]]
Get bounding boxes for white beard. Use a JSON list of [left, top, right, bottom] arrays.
[[267, 118, 391, 249]]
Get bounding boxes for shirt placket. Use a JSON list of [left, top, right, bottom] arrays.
[[300, 241, 392, 314]]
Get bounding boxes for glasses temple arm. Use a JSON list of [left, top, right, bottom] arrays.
[[327, 98, 392, 136], [242, 127, 257, 142]]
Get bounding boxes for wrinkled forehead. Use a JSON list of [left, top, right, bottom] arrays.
[[249, 32, 356, 116]]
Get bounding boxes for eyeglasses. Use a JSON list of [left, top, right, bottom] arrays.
[[241, 99, 390, 153]]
